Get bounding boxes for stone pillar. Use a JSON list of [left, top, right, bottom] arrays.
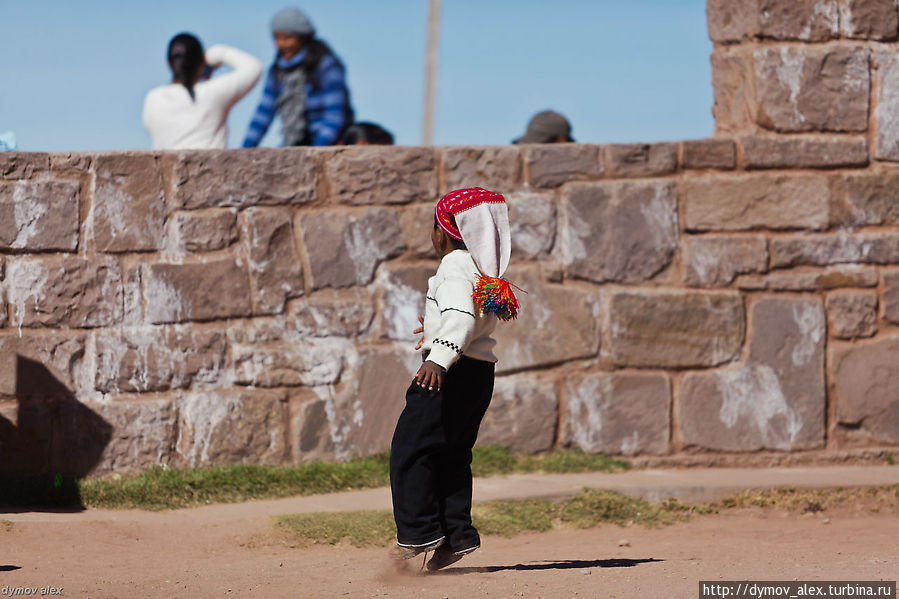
[[707, 0, 899, 161]]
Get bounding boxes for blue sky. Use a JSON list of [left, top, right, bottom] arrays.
[[1, 0, 713, 151]]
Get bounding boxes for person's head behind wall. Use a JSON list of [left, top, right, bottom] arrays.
[[513, 110, 574, 144], [167, 33, 205, 100], [340, 122, 394, 145], [271, 7, 315, 59]]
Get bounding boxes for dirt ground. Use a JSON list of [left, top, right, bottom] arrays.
[[2, 503, 898, 599]]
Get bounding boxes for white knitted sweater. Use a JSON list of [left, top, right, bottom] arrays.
[[422, 250, 498, 369]]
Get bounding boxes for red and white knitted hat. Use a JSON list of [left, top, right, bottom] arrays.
[[435, 187, 510, 278], [436, 187, 520, 320]]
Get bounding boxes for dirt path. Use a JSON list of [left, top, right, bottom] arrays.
[[3, 503, 898, 599]]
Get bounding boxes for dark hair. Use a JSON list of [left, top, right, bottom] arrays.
[[167, 33, 204, 101], [298, 37, 342, 90], [340, 122, 394, 145], [433, 216, 467, 250]]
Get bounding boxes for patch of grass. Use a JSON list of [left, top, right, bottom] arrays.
[[885, 452, 895, 466], [473, 498, 556, 536], [275, 511, 397, 548], [558, 489, 691, 528], [2, 520, 13, 532], [79, 447, 629, 511], [81, 454, 392, 511], [274, 489, 690, 548], [709, 485, 899, 515]]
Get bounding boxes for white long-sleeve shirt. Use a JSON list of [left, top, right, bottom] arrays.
[[142, 44, 262, 150], [422, 249, 499, 369]]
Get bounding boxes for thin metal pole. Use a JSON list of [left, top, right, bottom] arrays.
[[422, 0, 441, 146]]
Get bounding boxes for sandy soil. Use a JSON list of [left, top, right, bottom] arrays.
[[2, 504, 898, 599]]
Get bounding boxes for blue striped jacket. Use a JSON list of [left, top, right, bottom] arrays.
[[242, 49, 353, 147]]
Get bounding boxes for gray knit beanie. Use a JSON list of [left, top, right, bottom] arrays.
[[271, 7, 315, 36]]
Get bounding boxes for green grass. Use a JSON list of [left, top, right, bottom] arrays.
[[712, 484, 899, 514], [77, 447, 629, 511], [274, 489, 690, 548], [1, 520, 12, 532], [273, 485, 899, 548]]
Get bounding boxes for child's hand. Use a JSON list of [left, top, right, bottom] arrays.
[[413, 314, 425, 350], [414, 360, 444, 391]]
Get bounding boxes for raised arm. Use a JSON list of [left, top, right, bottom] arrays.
[[204, 44, 262, 110]]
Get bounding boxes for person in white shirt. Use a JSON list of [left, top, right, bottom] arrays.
[[143, 33, 262, 150]]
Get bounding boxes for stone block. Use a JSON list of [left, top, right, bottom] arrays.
[[477, 374, 558, 454], [0, 153, 49, 179], [770, 233, 899, 267], [91, 154, 166, 252], [6, 256, 123, 329], [0, 180, 79, 251], [831, 336, 899, 444], [443, 146, 522, 190], [399, 203, 437, 259], [681, 138, 736, 170], [174, 148, 320, 209], [561, 372, 670, 456], [0, 333, 86, 395], [679, 297, 825, 450], [741, 135, 868, 169], [882, 269, 899, 323], [289, 290, 375, 337], [563, 180, 677, 283], [176, 390, 287, 466], [92, 398, 178, 474], [493, 268, 601, 373], [684, 173, 830, 231], [706, 0, 759, 42], [232, 338, 349, 387], [753, 46, 869, 133], [289, 389, 334, 461], [95, 326, 226, 393], [327, 146, 436, 204], [873, 52, 899, 161], [144, 259, 251, 324], [604, 143, 677, 178], [608, 289, 745, 368], [684, 235, 768, 287], [170, 209, 237, 252], [825, 291, 877, 339], [711, 48, 756, 134], [299, 208, 405, 289], [839, 0, 899, 40], [843, 171, 899, 225], [506, 190, 557, 260], [49, 153, 92, 173], [374, 264, 432, 341], [524, 144, 603, 188], [241, 207, 305, 314], [756, 0, 839, 41], [737, 265, 878, 291], [290, 346, 420, 460]]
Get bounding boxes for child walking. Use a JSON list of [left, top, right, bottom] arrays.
[[389, 187, 520, 571]]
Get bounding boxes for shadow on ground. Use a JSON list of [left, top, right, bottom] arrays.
[[434, 557, 663, 575]]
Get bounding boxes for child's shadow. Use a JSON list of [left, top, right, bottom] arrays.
[[433, 557, 662, 575]]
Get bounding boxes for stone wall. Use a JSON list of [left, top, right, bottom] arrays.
[[2, 0, 899, 475]]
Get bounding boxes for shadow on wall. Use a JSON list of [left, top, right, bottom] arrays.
[[0, 356, 112, 511]]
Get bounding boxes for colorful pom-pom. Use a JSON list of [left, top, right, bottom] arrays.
[[473, 275, 522, 321]]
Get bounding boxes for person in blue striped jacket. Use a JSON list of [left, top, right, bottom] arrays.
[[242, 7, 354, 147]]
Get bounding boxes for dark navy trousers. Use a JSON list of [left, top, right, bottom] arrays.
[[389, 355, 495, 551]]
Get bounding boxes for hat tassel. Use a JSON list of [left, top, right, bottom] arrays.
[[473, 275, 524, 321]]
